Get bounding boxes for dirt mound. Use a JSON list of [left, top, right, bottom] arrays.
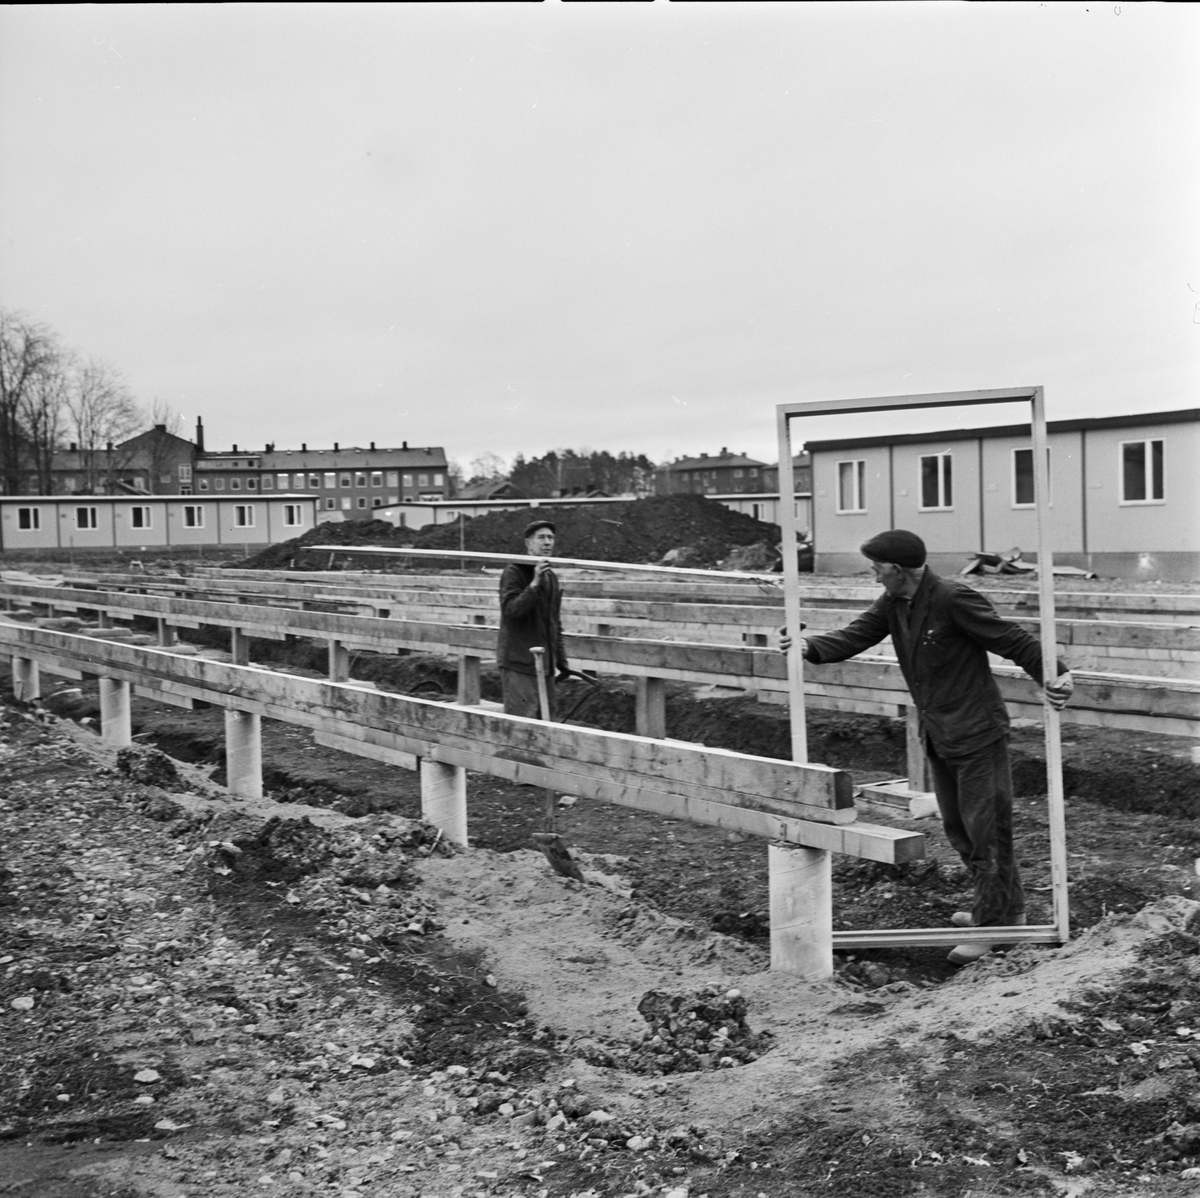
[[244, 496, 781, 571], [243, 518, 418, 570]]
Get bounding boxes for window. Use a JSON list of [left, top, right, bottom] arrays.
[[356, 496, 367, 509], [230, 478, 241, 491], [734, 469, 744, 478], [214, 478, 225, 492], [372, 496, 382, 508], [836, 461, 866, 513], [76, 506, 98, 530], [370, 471, 383, 487], [179, 487, 192, 496], [340, 474, 351, 488], [277, 473, 289, 489], [17, 507, 40, 531], [387, 494, 398, 504], [341, 497, 352, 510], [920, 453, 953, 510], [402, 474, 413, 488], [283, 504, 304, 527], [325, 497, 336, 510], [386, 471, 399, 487], [308, 474, 319, 488], [418, 473, 428, 486], [234, 505, 255, 528], [129, 506, 152, 529], [355, 472, 366, 487], [183, 505, 204, 528], [1121, 439, 1164, 503], [246, 478, 257, 491], [1012, 447, 1052, 507], [178, 465, 192, 483], [294, 474, 306, 489], [749, 467, 758, 478], [433, 473, 444, 486], [324, 472, 336, 489], [261, 476, 274, 490], [198, 478, 210, 492]]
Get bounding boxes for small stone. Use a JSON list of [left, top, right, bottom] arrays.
[[134, 1069, 162, 1083], [133, 1095, 155, 1105], [10, 996, 34, 1011]]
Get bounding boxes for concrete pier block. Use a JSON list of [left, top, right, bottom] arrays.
[[98, 678, 132, 747], [457, 654, 481, 705], [420, 759, 467, 846], [635, 676, 667, 739], [768, 843, 833, 978], [224, 709, 263, 799], [12, 656, 40, 702]]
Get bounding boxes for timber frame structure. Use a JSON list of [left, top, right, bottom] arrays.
[[776, 386, 1071, 952]]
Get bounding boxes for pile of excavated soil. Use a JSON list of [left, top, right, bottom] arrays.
[[244, 496, 782, 572]]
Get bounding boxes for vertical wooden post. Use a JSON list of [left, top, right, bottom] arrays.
[[635, 676, 667, 739], [420, 759, 467, 846], [98, 677, 132, 747], [230, 627, 250, 666], [768, 844, 833, 978], [156, 617, 177, 647], [904, 705, 929, 791], [12, 657, 40, 702], [96, 609, 112, 630], [328, 639, 350, 683], [457, 654, 481, 705], [224, 709, 263, 799]]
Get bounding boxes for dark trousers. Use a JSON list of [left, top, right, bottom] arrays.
[[501, 668, 556, 720], [926, 735, 1025, 928]]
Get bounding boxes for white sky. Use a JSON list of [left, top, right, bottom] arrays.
[[1, 2, 1196, 470]]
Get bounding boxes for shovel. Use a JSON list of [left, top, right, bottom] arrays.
[[528, 646, 584, 883]]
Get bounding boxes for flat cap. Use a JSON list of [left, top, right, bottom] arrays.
[[523, 519, 556, 539], [860, 529, 926, 569]]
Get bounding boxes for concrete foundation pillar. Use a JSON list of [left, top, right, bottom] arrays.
[[12, 656, 40, 702], [457, 654, 481, 705], [96, 609, 112, 629], [156, 617, 177, 647], [328, 640, 350, 683], [98, 677, 132, 747], [635, 676, 667, 739], [420, 759, 467, 846], [768, 843, 833, 978], [224, 709, 263, 799]]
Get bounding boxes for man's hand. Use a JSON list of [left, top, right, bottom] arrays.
[[778, 627, 808, 657], [1044, 671, 1074, 710], [532, 558, 551, 586]]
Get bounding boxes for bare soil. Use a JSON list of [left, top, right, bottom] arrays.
[[5, 576, 1200, 1197]]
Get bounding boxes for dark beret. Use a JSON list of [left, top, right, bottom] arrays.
[[860, 529, 926, 569], [523, 519, 556, 539]]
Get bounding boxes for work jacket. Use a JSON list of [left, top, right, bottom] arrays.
[[496, 562, 568, 678], [803, 569, 1065, 758]]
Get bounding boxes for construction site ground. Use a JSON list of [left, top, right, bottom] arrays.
[[4, 570, 1200, 1198]]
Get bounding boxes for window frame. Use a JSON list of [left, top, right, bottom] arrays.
[[233, 504, 255, 528], [1012, 446, 1053, 508], [183, 504, 205, 528], [129, 505, 152, 530], [835, 459, 866, 514], [1119, 438, 1165, 505], [283, 503, 304, 527], [75, 506, 99, 530], [17, 507, 41, 531], [918, 451, 954, 511]]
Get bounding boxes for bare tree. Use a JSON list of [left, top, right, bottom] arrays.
[[65, 357, 142, 493], [19, 365, 68, 494], [468, 451, 508, 482], [143, 399, 185, 493], [0, 310, 59, 494]]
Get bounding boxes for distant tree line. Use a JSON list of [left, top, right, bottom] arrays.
[[0, 308, 173, 495], [496, 448, 657, 498]]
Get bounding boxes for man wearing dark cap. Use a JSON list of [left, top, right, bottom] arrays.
[[497, 519, 571, 718], [784, 529, 1073, 965]]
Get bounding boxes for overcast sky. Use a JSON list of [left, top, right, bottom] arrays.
[[1, 2, 1196, 471]]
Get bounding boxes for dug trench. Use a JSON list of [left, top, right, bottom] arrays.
[[6, 638, 1200, 1196]]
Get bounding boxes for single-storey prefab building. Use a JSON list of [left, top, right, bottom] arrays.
[[0, 495, 320, 555], [806, 408, 1200, 581]]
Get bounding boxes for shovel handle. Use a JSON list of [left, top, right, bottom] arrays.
[[530, 646, 551, 722]]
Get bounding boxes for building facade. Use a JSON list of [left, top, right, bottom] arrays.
[[0, 494, 319, 553], [806, 409, 1200, 581], [655, 449, 811, 496]]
